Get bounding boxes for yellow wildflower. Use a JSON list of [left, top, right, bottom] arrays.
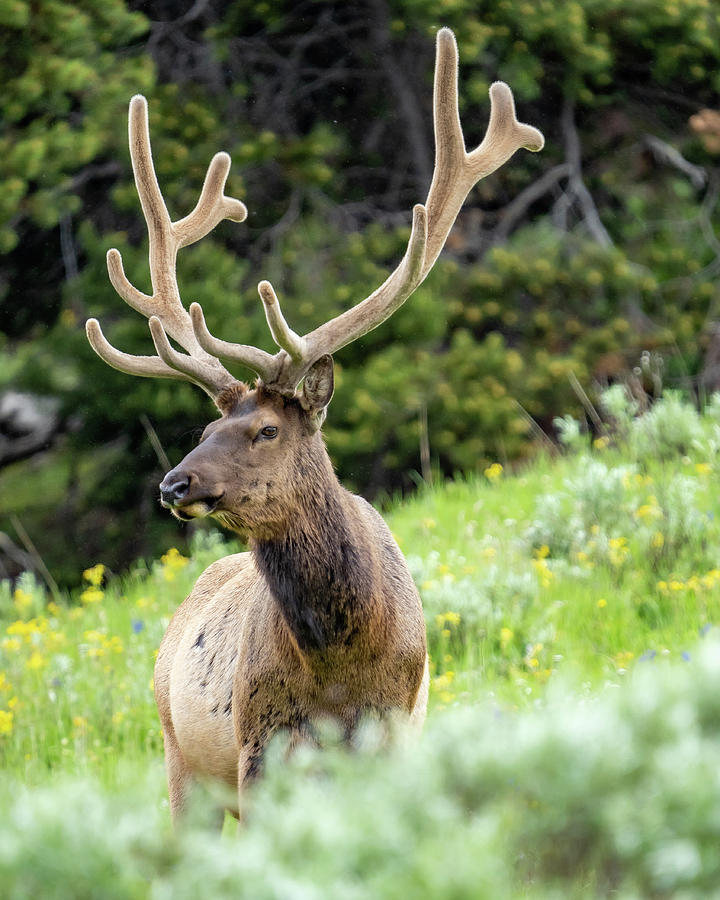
[[106, 636, 124, 654], [27, 652, 47, 671], [83, 564, 106, 587], [7, 618, 48, 646], [0, 709, 14, 737], [634, 497, 662, 520], [532, 557, 554, 587], [80, 587, 104, 605], [166, 547, 187, 566], [484, 462, 503, 483], [83, 629, 104, 643], [695, 462, 712, 475], [593, 436, 610, 450], [597, 597, 607, 609], [13, 588, 33, 614], [702, 569, 720, 589], [524, 642, 544, 670], [500, 627, 514, 648], [432, 668, 456, 704], [608, 536, 629, 567], [161, 547, 189, 570], [651, 531, 665, 549], [7, 619, 32, 638], [433, 671, 455, 691]]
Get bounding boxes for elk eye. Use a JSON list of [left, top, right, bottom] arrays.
[[260, 425, 278, 439]]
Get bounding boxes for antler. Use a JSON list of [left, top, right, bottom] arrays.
[[86, 95, 253, 397], [87, 28, 544, 400], [193, 26, 544, 394]]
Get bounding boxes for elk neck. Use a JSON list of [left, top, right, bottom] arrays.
[[250, 436, 382, 656]]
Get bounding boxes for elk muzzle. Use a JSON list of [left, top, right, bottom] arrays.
[[159, 468, 223, 520]]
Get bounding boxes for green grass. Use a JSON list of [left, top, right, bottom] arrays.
[[2, 392, 720, 896], [393, 448, 720, 707]]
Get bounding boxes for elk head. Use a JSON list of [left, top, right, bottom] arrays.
[[86, 28, 544, 537], [157, 359, 334, 539]]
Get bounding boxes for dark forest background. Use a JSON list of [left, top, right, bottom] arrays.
[[3, 0, 720, 586]]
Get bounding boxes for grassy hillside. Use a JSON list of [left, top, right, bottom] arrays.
[[2, 390, 720, 897]]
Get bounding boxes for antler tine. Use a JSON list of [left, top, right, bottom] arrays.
[[191, 281, 309, 395], [88, 94, 253, 397], [256, 27, 542, 388], [421, 28, 544, 277], [257, 281, 307, 363], [189, 302, 279, 385], [86, 318, 195, 386], [125, 94, 241, 349], [301, 203, 428, 361], [174, 151, 248, 248], [422, 29, 543, 274]]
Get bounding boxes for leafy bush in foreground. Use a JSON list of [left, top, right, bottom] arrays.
[[2, 641, 720, 899]]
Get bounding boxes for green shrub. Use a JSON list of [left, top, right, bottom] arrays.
[[3, 643, 720, 898], [631, 391, 704, 461]]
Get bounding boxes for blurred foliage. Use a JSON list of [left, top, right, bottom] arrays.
[[4, 643, 720, 897], [4, 0, 720, 581]]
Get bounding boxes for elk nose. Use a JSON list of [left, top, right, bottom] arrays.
[[159, 473, 190, 506]]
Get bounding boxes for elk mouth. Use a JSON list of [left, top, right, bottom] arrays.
[[164, 493, 224, 521]]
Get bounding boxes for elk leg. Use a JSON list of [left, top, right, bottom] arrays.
[[162, 724, 193, 823], [236, 741, 265, 823]]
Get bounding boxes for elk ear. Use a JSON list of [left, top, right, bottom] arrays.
[[300, 354, 334, 427]]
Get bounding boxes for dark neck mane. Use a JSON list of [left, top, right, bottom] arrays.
[[251, 448, 378, 655]]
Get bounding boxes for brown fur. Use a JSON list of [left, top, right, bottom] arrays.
[[154, 379, 428, 819]]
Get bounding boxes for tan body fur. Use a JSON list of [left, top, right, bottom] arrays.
[[154, 481, 428, 817]]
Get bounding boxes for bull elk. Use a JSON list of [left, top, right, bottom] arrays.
[[86, 27, 543, 820]]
